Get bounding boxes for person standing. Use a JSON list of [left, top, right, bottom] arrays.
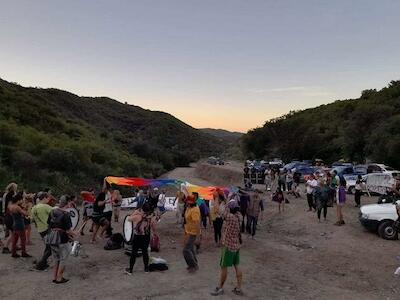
[[91, 192, 109, 243], [31, 192, 54, 270], [175, 190, 186, 224], [125, 202, 156, 275], [270, 171, 279, 195], [238, 190, 249, 233], [2, 182, 18, 254], [272, 187, 285, 213], [286, 170, 294, 194], [212, 192, 226, 247], [293, 171, 301, 198], [211, 200, 243, 296], [47, 197, 75, 284], [156, 189, 167, 219], [313, 180, 330, 222], [354, 175, 363, 208], [23, 193, 34, 245], [112, 190, 122, 222], [8, 192, 31, 258], [246, 191, 264, 239], [103, 185, 113, 237], [278, 170, 287, 192], [335, 178, 347, 226], [80, 189, 95, 236], [183, 195, 200, 273], [306, 175, 318, 211]]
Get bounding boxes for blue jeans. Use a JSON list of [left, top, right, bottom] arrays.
[[246, 215, 258, 236]]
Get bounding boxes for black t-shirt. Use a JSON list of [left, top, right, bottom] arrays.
[[4, 192, 14, 213], [93, 192, 106, 216], [48, 208, 72, 244]]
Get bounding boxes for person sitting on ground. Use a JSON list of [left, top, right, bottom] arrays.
[[211, 200, 243, 296], [125, 202, 156, 275], [47, 197, 76, 284], [31, 192, 54, 270], [9, 192, 32, 258], [183, 195, 200, 273]]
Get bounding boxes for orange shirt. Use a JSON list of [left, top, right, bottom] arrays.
[[184, 206, 200, 235]]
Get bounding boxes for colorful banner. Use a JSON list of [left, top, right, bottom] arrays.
[[105, 176, 183, 188], [104, 176, 236, 201]]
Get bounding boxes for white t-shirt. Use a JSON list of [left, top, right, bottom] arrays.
[[157, 193, 166, 207], [306, 179, 318, 194], [103, 191, 113, 212]]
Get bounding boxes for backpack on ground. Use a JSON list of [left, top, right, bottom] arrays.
[[104, 233, 124, 250]]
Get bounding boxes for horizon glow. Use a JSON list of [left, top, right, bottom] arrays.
[[1, 0, 399, 132]]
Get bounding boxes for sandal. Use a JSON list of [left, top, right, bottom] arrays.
[[232, 287, 243, 296]]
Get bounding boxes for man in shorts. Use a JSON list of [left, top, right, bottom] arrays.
[[211, 200, 243, 296]]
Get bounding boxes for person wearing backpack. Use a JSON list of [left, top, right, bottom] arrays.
[[125, 202, 156, 275]]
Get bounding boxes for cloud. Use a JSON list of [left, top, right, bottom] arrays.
[[246, 86, 333, 97]]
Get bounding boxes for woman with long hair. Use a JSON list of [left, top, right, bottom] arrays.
[[2, 182, 18, 254]]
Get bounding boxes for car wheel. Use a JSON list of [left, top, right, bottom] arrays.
[[348, 186, 355, 194], [378, 220, 398, 240]]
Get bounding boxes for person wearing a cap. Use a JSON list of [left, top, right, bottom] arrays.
[[47, 196, 76, 284], [211, 200, 243, 296], [31, 192, 54, 270], [183, 195, 200, 273]]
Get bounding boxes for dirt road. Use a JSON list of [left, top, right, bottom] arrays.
[[1, 164, 400, 299]]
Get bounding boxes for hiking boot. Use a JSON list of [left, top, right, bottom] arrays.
[[2, 247, 10, 254], [340, 220, 345, 225], [144, 267, 150, 273], [211, 287, 224, 296]]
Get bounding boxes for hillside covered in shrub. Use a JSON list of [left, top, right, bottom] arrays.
[[0, 79, 223, 193], [243, 80, 400, 168]]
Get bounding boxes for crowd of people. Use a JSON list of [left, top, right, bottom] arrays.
[[1, 170, 371, 296]]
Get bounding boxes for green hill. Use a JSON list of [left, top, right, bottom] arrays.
[[0, 79, 223, 193], [242, 80, 400, 168]]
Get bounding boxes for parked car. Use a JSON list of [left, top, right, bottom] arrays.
[[359, 200, 400, 240], [295, 166, 316, 183], [353, 165, 367, 176], [367, 163, 396, 174], [208, 156, 224, 165], [281, 161, 308, 172], [331, 165, 354, 177]]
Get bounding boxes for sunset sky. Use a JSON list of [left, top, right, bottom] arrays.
[[1, 0, 399, 132]]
